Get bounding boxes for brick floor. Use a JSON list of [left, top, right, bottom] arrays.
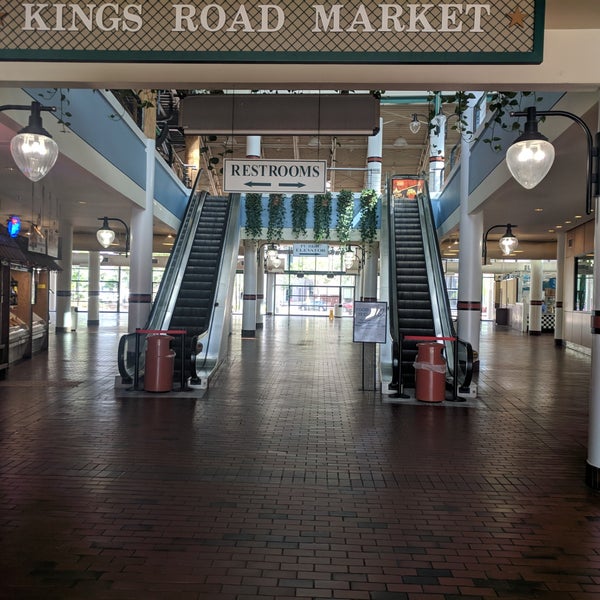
[[1, 316, 599, 599]]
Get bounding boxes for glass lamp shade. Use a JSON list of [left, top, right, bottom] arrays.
[[96, 227, 115, 248], [10, 132, 59, 182], [506, 138, 555, 190], [499, 232, 519, 256]]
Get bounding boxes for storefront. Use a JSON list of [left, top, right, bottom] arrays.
[[0, 224, 60, 377]]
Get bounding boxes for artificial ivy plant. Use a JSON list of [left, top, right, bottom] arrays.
[[358, 189, 378, 244], [245, 193, 263, 239], [267, 194, 286, 242], [291, 193, 308, 239], [313, 192, 332, 242], [335, 189, 354, 244]]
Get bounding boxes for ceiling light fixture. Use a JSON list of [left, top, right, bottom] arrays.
[[409, 114, 422, 135]]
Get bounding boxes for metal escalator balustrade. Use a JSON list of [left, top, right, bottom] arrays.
[[166, 196, 231, 383], [388, 175, 474, 395], [394, 194, 436, 387]]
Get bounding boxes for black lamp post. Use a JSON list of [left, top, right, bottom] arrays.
[[508, 105, 600, 489], [96, 217, 130, 256], [482, 224, 519, 264], [0, 101, 58, 181], [507, 106, 599, 215]]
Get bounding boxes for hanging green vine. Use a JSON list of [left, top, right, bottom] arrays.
[[291, 193, 308, 239], [313, 192, 332, 242], [335, 189, 354, 244], [245, 193, 263, 239], [359, 189, 378, 244], [267, 193, 286, 242]]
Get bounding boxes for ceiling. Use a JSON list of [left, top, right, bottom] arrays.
[[0, 89, 597, 259]]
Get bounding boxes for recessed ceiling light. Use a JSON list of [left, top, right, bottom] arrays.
[[556, 225, 563, 229], [534, 207, 543, 212], [548, 229, 555, 233], [565, 220, 572, 224], [575, 215, 582, 219]]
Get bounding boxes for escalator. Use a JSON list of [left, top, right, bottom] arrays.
[[117, 173, 240, 389], [387, 175, 473, 396]]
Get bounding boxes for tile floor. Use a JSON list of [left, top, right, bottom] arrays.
[[0, 316, 599, 599]]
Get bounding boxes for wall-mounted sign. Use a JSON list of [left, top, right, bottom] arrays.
[[353, 301, 387, 343], [0, 1, 544, 64], [224, 159, 327, 193]]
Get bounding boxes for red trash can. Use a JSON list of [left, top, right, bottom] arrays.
[[144, 335, 175, 392], [414, 342, 446, 402]]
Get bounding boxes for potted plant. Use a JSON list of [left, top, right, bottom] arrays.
[[335, 189, 354, 244], [313, 192, 332, 241], [267, 194, 286, 242], [291, 193, 308, 239], [245, 193, 263, 239], [359, 189, 378, 244]]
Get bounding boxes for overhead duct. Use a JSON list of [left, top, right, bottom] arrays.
[[179, 94, 380, 135]]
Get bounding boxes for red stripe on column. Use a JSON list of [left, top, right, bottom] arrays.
[[367, 157, 382, 163], [530, 300, 543, 306], [243, 294, 257, 300], [556, 301, 563, 308], [429, 156, 445, 163], [592, 312, 600, 334], [457, 301, 481, 311]]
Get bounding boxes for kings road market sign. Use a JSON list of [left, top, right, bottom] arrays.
[[223, 159, 328, 194], [0, 0, 544, 64]]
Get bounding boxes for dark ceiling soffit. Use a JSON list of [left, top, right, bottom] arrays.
[[179, 94, 380, 135]]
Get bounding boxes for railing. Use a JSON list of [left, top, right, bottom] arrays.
[[117, 170, 205, 384], [386, 174, 474, 395]]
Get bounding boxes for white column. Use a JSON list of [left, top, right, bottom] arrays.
[[429, 112, 447, 197], [55, 221, 73, 333], [128, 138, 155, 332], [242, 240, 257, 338], [266, 271, 275, 316], [587, 94, 600, 486], [361, 243, 379, 301], [366, 118, 383, 194], [528, 260, 543, 335], [256, 254, 264, 329], [457, 92, 485, 373], [554, 232, 565, 346], [586, 92, 600, 487], [87, 250, 100, 326]]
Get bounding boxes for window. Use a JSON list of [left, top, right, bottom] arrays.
[[574, 255, 593, 311]]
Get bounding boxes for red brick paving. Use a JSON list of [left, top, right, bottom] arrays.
[[0, 317, 599, 599]]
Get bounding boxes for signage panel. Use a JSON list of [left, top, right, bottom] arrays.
[[293, 244, 329, 257], [224, 159, 327, 194], [353, 301, 388, 344], [0, 0, 544, 64]]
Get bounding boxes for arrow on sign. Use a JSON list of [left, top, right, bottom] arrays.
[[280, 182, 307, 189], [245, 181, 272, 188]]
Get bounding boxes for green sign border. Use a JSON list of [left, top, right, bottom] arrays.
[[0, 1, 545, 65]]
